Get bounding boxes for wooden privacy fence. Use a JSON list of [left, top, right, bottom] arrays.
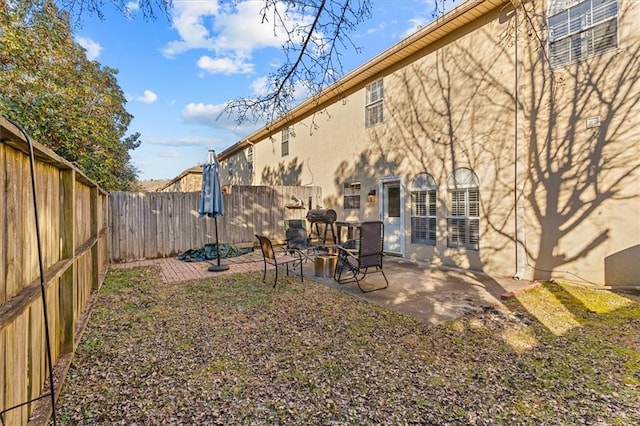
[[109, 186, 323, 263], [0, 118, 109, 425]]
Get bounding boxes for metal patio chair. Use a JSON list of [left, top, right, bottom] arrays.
[[284, 219, 316, 263], [255, 234, 304, 288], [333, 221, 389, 293]]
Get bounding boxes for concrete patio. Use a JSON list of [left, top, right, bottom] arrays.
[[112, 251, 534, 325]]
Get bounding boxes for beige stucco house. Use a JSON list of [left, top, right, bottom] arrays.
[[217, 0, 640, 286], [158, 165, 203, 192]]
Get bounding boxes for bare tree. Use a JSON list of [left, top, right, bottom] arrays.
[[58, 0, 171, 20], [227, 0, 374, 124], [60, 0, 371, 124], [57, 0, 459, 124]]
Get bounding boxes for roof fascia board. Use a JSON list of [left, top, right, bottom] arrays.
[[219, 0, 510, 160]]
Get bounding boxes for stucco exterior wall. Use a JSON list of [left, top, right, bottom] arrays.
[[379, 5, 519, 275], [218, 0, 640, 286], [160, 172, 203, 192], [519, 0, 640, 285], [220, 148, 253, 186], [246, 3, 520, 277]]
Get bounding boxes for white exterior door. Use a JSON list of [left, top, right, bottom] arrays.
[[380, 178, 403, 254]]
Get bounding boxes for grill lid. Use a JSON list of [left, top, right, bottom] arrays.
[[306, 209, 337, 224]]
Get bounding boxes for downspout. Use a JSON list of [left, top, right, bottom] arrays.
[[512, 0, 527, 279]]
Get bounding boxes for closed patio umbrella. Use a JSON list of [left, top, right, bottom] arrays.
[[199, 150, 229, 272]]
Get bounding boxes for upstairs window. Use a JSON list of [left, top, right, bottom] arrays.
[[411, 173, 437, 246], [447, 168, 480, 251], [247, 146, 253, 169], [343, 181, 361, 210], [281, 127, 289, 157], [548, 0, 618, 68], [365, 79, 384, 127], [227, 158, 234, 176]]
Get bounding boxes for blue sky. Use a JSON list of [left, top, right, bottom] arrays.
[[71, 0, 458, 181]]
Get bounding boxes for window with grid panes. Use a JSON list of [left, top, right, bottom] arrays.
[[281, 127, 289, 157], [365, 79, 383, 127], [548, 0, 618, 68], [411, 173, 437, 245], [447, 168, 480, 250], [247, 146, 253, 169], [343, 182, 361, 209]]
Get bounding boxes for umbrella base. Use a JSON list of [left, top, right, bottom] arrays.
[[208, 264, 230, 272]]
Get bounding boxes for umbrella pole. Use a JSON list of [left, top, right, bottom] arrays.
[[208, 217, 229, 272]]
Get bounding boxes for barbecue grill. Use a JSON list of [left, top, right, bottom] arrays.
[[306, 209, 337, 244]]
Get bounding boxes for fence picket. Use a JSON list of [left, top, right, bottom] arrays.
[[1, 118, 108, 424], [108, 185, 321, 262]]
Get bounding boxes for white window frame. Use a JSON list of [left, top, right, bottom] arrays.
[[247, 145, 253, 169], [548, 0, 618, 68], [343, 181, 361, 210], [365, 79, 384, 127], [411, 173, 437, 246], [447, 168, 480, 251], [281, 127, 289, 157], [227, 158, 234, 177]]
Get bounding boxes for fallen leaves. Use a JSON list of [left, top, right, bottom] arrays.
[[53, 267, 640, 425]]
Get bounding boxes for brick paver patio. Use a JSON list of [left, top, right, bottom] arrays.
[[110, 252, 265, 283]]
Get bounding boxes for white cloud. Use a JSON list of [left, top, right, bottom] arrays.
[[402, 17, 430, 38], [197, 55, 253, 75], [251, 76, 269, 96], [155, 149, 179, 158], [163, 1, 311, 76], [145, 136, 220, 148], [292, 80, 311, 101], [136, 90, 158, 104], [182, 102, 234, 128], [75, 36, 102, 61], [162, 1, 221, 57], [250, 76, 309, 101], [125, 1, 140, 18], [366, 23, 387, 35], [182, 102, 261, 134], [211, 1, 287, 52], [401, 0, 465, 38]]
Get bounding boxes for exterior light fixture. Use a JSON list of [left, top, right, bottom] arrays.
[[367, 188, 377, 202]]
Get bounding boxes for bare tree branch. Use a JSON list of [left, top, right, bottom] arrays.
[[224, 0, 372, 125], [58, 0, 461, 124]]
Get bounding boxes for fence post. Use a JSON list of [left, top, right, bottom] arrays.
[[90, 186, 100, 291]]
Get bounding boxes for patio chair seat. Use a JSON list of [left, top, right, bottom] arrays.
[[285, 227, 316, 262], [255, 234, 304, 288], [334, 221, 389, 293]]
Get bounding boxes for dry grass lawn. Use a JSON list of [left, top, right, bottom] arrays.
[[54, 266, 640, 425]]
